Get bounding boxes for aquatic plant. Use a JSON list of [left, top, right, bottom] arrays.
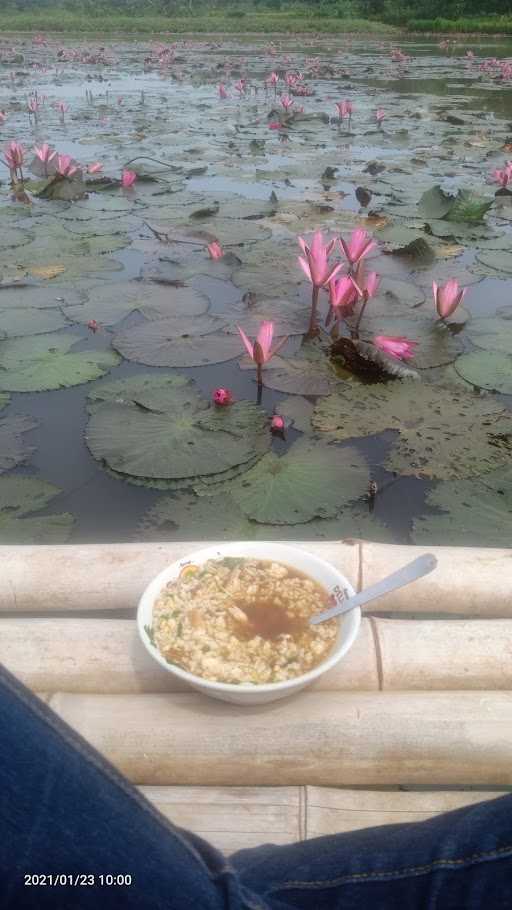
[[433, 279, 467, 320], [298, 230, 343, 337], [212, 388, 234, 406], [237, 321, 288, 389], [374, 336, 418, 361]]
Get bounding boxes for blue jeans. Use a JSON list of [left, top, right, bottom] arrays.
[[1, 662, 511, 909]]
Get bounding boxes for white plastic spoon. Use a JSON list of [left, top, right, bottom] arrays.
[[310, 553, 438, 625]]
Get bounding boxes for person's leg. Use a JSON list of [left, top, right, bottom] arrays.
[[232, 793, 512, 909], [0, 663, 266, 910]]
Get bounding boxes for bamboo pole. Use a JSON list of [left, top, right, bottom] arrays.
[[48, 690, 512, 787], [0, 617, 378, 693], [360, 542, 512, 616], [0, 541, 360, 613], [374, 618, 512, 690], [139, 785, 304, 852], [305, 787, 508, 837]]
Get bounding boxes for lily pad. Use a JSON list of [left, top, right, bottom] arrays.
[[475, 251, 512, 274], [112, 317, 240, 367], [0, 475, 74, 544], [362, 316, 464, 370], [224, 298, 309, 337], [454, 351, 512, 394], [279, 396, 315, 433], [139, 490, 392, 542], [313, 381, 512, 479], [86, 373, 269, 482], [468, 314, 512, 354], [418, 186, 454, 219], [412, 473, 512, 547], [0, 333, 121, 392], [229, 438, 369, 525], [64, 283, 210, 327], [0, 415, 38, 472], [0, 307, 68, 338]]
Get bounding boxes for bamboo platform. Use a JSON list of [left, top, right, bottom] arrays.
[[2, 539, 512, 852]]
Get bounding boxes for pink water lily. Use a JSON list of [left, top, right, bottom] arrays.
[[271, 414, 285, 434], [433, 279, 466, 319], [4, 141, 25, 179], [336, 100, 352, 119], [56, 154, 78, 178], [234, 79, 246, 96], [56, 100, 69, 120], [374, 335, 418, 361], [350, 266, 381, 336], [299, 230, 343, 336], [34, 143, 56, 175], [376, 108, 385, 124], [237, 320, 288, 386], [0, 111, 6, 124], [87, 161, 103, 174], [212, 387, 234, 406], [121, 169, 137, 189], [218, 83, 228, 99], [492, 164, 512, 187], [268, 121, 282, 130], [207, 240, 224, 260], [87, 319, 99, 333], [281, 95, 294, 111], [28, 98, 40, 116], [340, 229, 376, 267], [327, 275, 358, 325]]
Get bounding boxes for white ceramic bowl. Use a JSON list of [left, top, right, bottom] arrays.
[[137, 542, 361, 705]]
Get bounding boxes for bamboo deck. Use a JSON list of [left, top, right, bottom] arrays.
[[2, 539, 512, 852]]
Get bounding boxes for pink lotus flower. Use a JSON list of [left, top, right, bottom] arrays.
[[34, 143, 56, 172], [207, 240, 224, 260], [340, 229, 376, 267], [87, 161, 103, 174], [298, 230, 343, 288], [336, 100, 353, 122], [433, 279, 466, 319], [87, 319, 99, 333], [56, 100, 69, 119], [328, 275, 358, 318], [218, 83, 228, 99], [298, 230, 343, 337], [376, 108, 385, 124], [121, 169, 137, 188], [56, 154, 78, 178], [237, 321, 288, 385], [4, 141, 25, 177], [351, 268, 381, 301], [492, 165, 512, 187], [268, 121, 282, 130], [271, 414, 285, 433], [374, 335, 418, 361], [267, 71, 279, 91], [281, 95, 294, 111], [212, 387, 234, 406], [28, 98, 40, 115], [234, 79, 246, 96]]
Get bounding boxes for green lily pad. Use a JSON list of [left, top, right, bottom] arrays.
[[468, 314, 512, 354], [112, 317, 240, 367], [313, 381, 512, 479], [64, 283, 210, 327], [454, 351, 512, 394], [0, 286, 82, 309], [0, 307, 68, 338], [0, 415, 38, 472], [0, 333, 121, 392], [0, 475, 74, 544], [279, 396, 314, 433], [228, 438, 369, 525], [86, 373, 269, 482], [446, 190, 494, 224], [412, 471, 512, 547], [262, 356, 338, 396], [224, 298, 309, 337], [475, 251, 512, 274], [418, 186, 454, 219], [139, 490, 393, 542]]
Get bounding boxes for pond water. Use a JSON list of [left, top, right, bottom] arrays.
[[0, 33, 511, 546]]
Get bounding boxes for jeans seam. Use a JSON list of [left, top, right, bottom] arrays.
[[266, 843, 512, 891], [0, 664, 222, 879]]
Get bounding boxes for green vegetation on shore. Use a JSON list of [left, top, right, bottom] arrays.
[[409, 16, 512, 33], [0, 9, 397, 34]]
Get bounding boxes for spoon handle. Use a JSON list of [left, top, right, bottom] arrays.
[[310, 553, 438, 625]]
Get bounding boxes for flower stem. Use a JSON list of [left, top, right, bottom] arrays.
[[306, 286, 320, 338], [353, 295, 368, 339], [256, 363, 263, 387]]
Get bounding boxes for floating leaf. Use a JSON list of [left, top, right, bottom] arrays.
[[0, 415, 38, 472], [229, 438, 369, 525], [86, 373, 269, 482], [418, 186, 454, 219], [362, 316, 463, 370], [454, 351, 512, 394], [0, 475, 73, 544], [468, 313, 512, 354], [64, 283, 209, 327], [112, 316, 240, 367], [29, 265, 66, 280], [313, 382, 512, 479], [412, 470, 512, 547], [475, 251, 512, 275], [0, 333, 121, 392], [445, 190, 494, 224], [0, 307, 68, 338], [139, 490, 392, 542]]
